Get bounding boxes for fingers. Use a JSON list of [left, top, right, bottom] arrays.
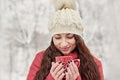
[[50, 62, 65, 80], [54, 63, 64, 75], [66, 72, 69, 80], [66, 67, 72, 80], [50, 62, 59, 73], [69, 61, 76, 75], [55, 67, 65, 78], [66, 60, 80, 79], [50, 60, 80, 80], [58, 73, 65, 80], [71, 60, 79, 73]]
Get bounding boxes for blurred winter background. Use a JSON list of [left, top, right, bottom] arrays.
[[0, 0, 120, 80]]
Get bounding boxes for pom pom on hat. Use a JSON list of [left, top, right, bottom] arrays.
[[49, 0, 84, 36], [52, 0, 76, 10]]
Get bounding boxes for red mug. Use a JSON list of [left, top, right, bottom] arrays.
[[55, 56, 80, 67]]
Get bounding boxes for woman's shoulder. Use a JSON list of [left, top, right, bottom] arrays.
[[33, 50, 45, 62], [31, 50, 45, 66], [93, 56, 102, 66], [93, 56, 104, 79], [36, 50, 45, 57]]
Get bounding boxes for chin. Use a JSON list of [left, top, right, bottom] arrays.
[[61, 51, 71, 54]]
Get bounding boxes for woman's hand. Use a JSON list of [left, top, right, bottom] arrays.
[[66, 60, 80, 80], [50, 62, 65, 80]]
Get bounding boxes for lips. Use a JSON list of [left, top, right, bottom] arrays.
[[60, 47, 70, 52]]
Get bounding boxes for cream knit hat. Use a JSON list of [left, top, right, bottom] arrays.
[[48, 0, 84, 36]]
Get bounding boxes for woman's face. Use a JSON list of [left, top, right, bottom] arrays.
[[52, 33, 76, 54]]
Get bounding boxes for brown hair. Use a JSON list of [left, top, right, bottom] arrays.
[[34, 34, 100, 80]]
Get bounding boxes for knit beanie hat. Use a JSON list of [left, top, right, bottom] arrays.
[[48, 0, 84, 36]]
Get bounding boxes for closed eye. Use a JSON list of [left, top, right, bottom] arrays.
[[55, 37, 61, 39], [67, 34, 74, 39]]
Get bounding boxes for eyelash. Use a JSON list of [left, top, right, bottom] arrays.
[[55, 36, 73, 39], [55, 37, 61, 39], [67, 36, 74, 39]]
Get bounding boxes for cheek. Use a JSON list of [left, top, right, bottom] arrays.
[[70, 39, 76, 47], [69, 38, 75, 44], [53, 41, 58, 46], [72, 42, 76, 46], [53, 39, 60, 47]]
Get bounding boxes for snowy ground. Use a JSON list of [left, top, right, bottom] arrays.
[[0, 0, 120, 80]]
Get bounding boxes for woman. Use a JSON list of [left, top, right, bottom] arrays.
[[27, 0, 104, 80]]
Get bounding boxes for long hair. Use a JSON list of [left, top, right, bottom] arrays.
[[34, 34, 100, 80]]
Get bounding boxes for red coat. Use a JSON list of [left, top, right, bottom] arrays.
[[26, 51, 104, 80]]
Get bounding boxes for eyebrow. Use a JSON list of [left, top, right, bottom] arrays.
[[55, 33, 73, 36], [55, 34, 61, 36], [66, 33, 73, 35]]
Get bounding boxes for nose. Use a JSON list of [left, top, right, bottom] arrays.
[[60, 38, 68, 47]]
